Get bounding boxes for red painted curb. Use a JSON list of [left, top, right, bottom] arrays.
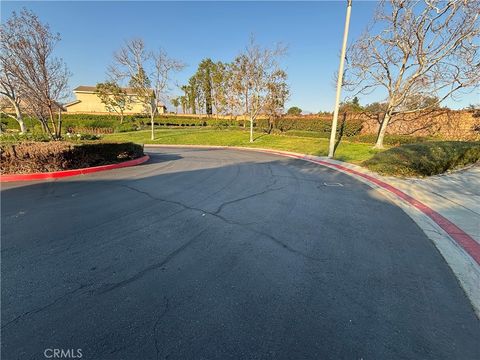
[[259, 149, 480, 266], [1, 155, 150, 183]]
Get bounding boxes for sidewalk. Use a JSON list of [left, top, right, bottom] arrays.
[[386, 166, 480, 245]]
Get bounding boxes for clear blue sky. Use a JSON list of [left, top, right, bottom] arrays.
[[2, 1, 478, 112]]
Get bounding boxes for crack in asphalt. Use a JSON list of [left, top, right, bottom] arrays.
[[124, 161, 283, 218], [120, 184, 252, 226], [247, 227, 328, 262], [153, 296, 170, 360], [193, 164, 241, 207], [120, 184, 328, 265], [212, 185, 286, 215], [1, 283, 90, 330], [96, 229, 208, 295]]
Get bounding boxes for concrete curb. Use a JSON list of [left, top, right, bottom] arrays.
[[0, 155, 150, 183], [146, 144, 480, 317]]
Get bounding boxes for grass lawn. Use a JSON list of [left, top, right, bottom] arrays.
[[4, 127, 477, 176], [104, 128, 382, 163]]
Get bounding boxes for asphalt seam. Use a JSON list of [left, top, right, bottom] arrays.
[[120, 183, 328, 263]]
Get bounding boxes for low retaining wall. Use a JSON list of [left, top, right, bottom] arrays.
[[356, 110, 480, 140]]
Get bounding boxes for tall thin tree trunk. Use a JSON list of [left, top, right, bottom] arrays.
[[48, 107, 58, 138], [250, 115, 254, 143], [374, 111, 391, 149], [39, 119, 49, 133], [57, 109, 62, 137], [151, 109, 155, 141], [13, 102, 27, 134], [244, 90, 249, 129], [120, 112, 124, 124], [17, 118, 26, 134]]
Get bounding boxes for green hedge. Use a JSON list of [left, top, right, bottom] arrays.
[[284, 130, 330, 139], [347, 134, 432, 145], [1, 114, 146, 132], [156, 118, 207, 127], [2, 114, 364, 136], [363, 141, 480, 177], [255, 117, 364, 136], [281, 131, 433, 146]]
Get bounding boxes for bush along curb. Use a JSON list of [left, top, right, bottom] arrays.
[[0, 155, 150, 182]]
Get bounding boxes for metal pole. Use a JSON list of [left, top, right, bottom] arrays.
[[328, 0, 352, 158], [151, 98, 156, 141]]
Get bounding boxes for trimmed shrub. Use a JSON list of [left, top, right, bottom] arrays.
[[209, 119, 238, 128], [284, 130, 330, 139], [157, 117, 208, 127], [363, 141, 480, 177], [65, 133, 101, 141], [0, 133, 55, 146], [280, 131, 432, 146], [114, 123, 138, 133], [2, 113, 366, 135], [347, 134, 432, 145], [69, 127, 114, 134], [256, 117, 363, 135], [1, 142, 144, 174]]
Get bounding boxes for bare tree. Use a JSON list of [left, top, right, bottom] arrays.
[[151, 49, 184, 127], [26, 98, 51, 133], [110, 38, 151, 116], [1, 9, 70, 138], [346, 0, 480, 148], [110, 39, 183, 140], [232, 37, 287, 142], [96, 82, 131, 123], [0, 61, 26, 133], [264, 69, 289, 133]]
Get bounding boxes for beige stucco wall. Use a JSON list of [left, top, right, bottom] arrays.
[[66, 92, 165, 114], [357, 110, 480, 141]]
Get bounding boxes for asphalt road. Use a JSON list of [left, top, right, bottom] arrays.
[[2, 147, 479, 360]]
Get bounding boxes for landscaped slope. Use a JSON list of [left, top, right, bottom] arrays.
[[363, 141, 480, 177]]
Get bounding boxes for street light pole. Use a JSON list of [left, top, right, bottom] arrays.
[[328, 0, 352, 158]]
